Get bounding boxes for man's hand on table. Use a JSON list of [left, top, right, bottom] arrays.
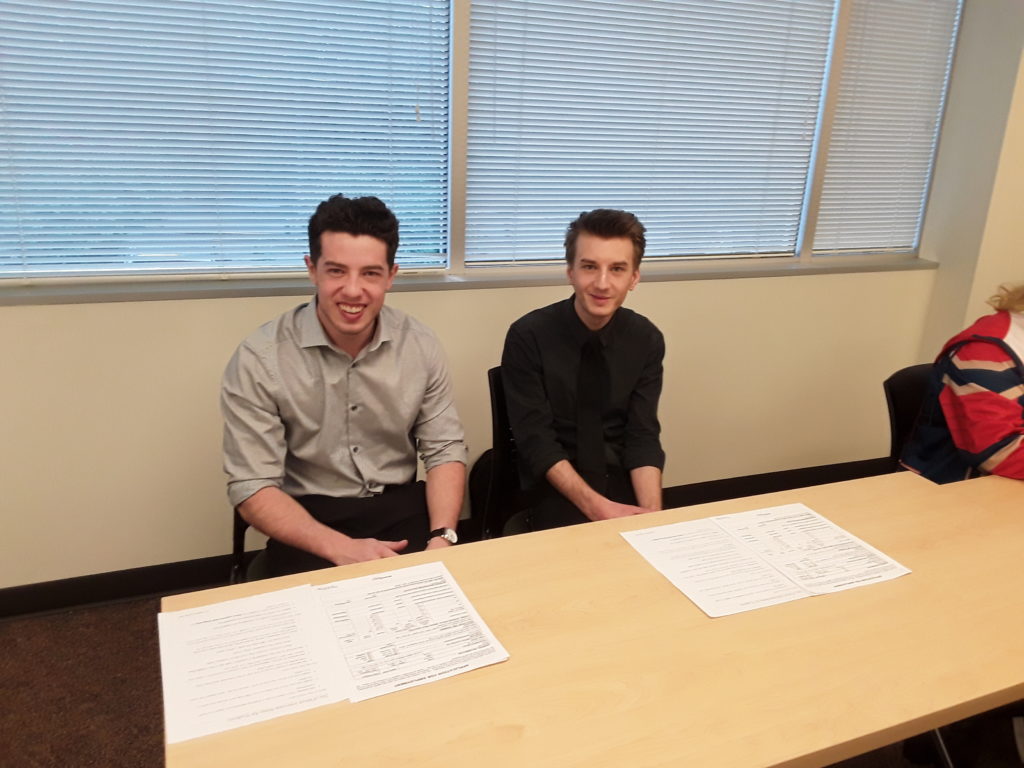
[[585, 497, 654, 521], [328, 536, 408, 565]]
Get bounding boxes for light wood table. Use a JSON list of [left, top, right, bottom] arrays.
[[164, 472, 1024, 768]]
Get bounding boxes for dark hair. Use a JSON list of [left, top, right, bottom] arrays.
[[564, 209, 646, 267], [307, 194, 400, 266]]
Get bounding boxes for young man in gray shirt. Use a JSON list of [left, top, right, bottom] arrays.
[[221, 194, 466, 576]]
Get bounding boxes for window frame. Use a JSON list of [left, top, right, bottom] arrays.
[[0, 0, 957, 305]]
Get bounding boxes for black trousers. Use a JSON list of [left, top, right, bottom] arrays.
[[264, 482, 430, 577], [528, 468, 637, 530]]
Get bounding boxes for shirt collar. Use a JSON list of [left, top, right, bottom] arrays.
[[298, 297, 331, 349], [564, 294, 618, 347], [365, 305, 394, 353], [298, 297, 394, 355]]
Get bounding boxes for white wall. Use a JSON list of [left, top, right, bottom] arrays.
[[2, 1, 1022, 590]]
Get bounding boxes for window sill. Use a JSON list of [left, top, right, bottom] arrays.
[[0, 253, 936, 306]]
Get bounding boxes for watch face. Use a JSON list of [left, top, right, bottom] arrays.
[[432, 527, 458, 544]]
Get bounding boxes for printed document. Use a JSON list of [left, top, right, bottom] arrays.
[[159, 585, 351, 743], [160, 562, 508, 742], [622, 503, 910, 617], [316, 561, 509, 701]]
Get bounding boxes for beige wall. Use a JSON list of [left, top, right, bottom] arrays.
[[2, 1, 1022, 590], [964, 52, 1024, 320], [0, 271, 933, 588], [918, 0, 1024, 353]]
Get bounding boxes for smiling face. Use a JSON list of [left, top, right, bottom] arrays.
[[566, 232, 640, 330], [305, 231, 397, 357]]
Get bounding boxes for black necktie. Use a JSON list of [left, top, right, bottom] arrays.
[[576, 333, 608, 493]]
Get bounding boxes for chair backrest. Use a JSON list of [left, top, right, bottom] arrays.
[[481, 366, 528, 538], [230, 509, 248, 584], [883, 363, 934, 467]]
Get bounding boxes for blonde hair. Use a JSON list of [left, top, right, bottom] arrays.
[[988, 283, 1024, 313]]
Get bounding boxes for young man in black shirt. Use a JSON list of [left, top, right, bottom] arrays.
[[501, 209, 666, 529]]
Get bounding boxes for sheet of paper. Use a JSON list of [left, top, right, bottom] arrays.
[[316, 561, 509, 702], [711, 503, 911, 593], [158, 585, 352, 743], [622, 504, 909, 617], [621, 518, 809, 617]]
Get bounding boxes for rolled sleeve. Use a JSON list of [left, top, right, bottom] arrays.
[[501, 322, 570, 482], [622, 327, 666, 472], [414, 336, 468, 471], [221, 344, 288, 508]]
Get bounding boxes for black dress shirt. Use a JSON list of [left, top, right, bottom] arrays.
[[500, 296, 666, 487]]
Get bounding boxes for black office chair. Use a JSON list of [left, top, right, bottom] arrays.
[[884, 363, 956, 768], [230, 509, 248, 584], [480, 366, 536, 538], [230, 509, 267, 584], [883, 363, 933, 471]]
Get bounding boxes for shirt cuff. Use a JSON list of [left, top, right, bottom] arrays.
[[525, 449, 570, 486], [623, 446, 666, 472], [422, 441, 469, 472], [227, 479, 280, 509]]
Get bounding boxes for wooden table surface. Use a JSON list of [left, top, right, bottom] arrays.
[[164, 472, 1024, 768]]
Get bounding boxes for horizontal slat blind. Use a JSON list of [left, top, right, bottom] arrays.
[[465, 0, 835, 263], [812, 0, 960, 255], [0, 0, 449, 277]]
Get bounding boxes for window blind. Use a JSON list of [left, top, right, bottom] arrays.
[[0, 0, 450, 277], [465, 0, 837, 264], [812, 0, 961, 255]]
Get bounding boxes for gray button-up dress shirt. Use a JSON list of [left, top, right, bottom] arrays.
[[221, 300, 467, 508]]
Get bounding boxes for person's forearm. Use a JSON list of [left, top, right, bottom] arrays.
[[238, 486, 349, 562], [630, 466, 663, 510], [546, 460, 652, 521], [545, 460, 604, 520], [425, 461, 466, 531]]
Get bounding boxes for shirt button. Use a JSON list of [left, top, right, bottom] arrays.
[[352, 446, 360, 454], [350, 405, 358, 412]]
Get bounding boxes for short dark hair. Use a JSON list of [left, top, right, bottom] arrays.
[[564, 209, 646, 267], [307, 194, 400, 266]]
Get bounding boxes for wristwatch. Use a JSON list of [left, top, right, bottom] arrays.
[[428, 527, 458, 544]]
